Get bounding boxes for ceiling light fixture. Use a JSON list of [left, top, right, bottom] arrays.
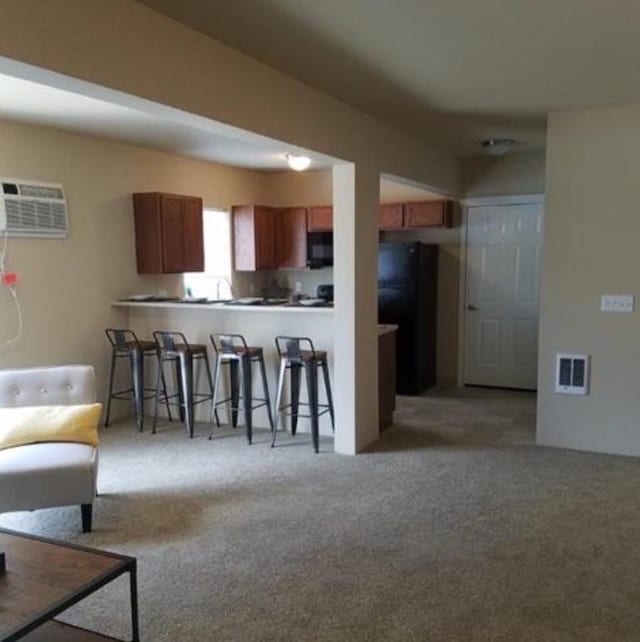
[[481, 138, 517, 157], [286, 153, 311, 171]]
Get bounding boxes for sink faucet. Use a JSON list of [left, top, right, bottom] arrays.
[[216, 277, 235, 300]]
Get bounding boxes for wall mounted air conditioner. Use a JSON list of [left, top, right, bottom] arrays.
[[0, 178, 67, 238]]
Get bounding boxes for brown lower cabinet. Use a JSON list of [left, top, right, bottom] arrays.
[[379, 328, 397, 432], [133, 192, 204, 274]]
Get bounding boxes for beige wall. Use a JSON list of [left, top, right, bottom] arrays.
[[0, 0, 458, 193], [263, 169, 460, 385], [538, 104, 640, 456], [0, 0, 462, 452], [0, 118, 269, 399], [461, 151, 546, 197]]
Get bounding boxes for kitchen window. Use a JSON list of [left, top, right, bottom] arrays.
[[183, 208, 233, 299]]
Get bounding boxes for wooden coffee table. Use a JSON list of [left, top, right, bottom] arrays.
[[0, 528, 138, 641]]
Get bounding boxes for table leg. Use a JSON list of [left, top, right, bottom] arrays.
[[130, 564, 139, 642]]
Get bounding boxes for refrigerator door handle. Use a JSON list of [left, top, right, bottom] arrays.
[[466, 303, 480, 311]]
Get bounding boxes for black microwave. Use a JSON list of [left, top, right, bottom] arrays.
[[307, 231, 333, 269]]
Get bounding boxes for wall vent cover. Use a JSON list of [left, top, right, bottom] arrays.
[[555, 353, 589, 395], [0, 179, 67, 238]]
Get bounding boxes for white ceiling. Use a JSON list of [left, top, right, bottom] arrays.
[[0, 71, 336, 172], [139, 0, 640, 155]]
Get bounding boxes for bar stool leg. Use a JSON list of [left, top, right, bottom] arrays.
[[201, 352, 220, 428], [160, 365, 173, 422], [104, 349, 117, 427], [321, 361, 335, 431], [180, 353, 195, 438], [130, 350, 144, 433], [258, 356, 274, 431], [271, 358, 287, 447], [305, 361, 320, 453], [152, 354, 163, 435], [241, 354, 253, 445], [208, 355, 223, 438], [174, 361, 185, 422], [229, 360, 240, 428], [290, 364, 302, 436]]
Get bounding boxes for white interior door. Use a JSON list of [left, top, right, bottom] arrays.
[[464, 201, 543, 390]]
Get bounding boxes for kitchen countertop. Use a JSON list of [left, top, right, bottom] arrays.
[[112, 301, 397, 333], [378, 324, 398, 335], [111, 300, 334, 313]]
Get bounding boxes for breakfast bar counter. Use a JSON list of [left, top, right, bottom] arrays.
[[111, 300, 397, 436], [111, 299, 334, 313]]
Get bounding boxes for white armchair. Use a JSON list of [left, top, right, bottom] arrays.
[[0, 365, 99, 532]]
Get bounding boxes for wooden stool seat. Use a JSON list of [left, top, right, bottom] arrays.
[[208, 334, 273, 445], [153, 331, 215, 438], [272, 336, 334, 453], [282, 349, 327, 363], [165, 343, 208, 354], [104, 328, 171, 433], [123, 340, 156, 352]]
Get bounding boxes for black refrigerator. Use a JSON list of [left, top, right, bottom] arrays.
[[378, 242, 438, 395]]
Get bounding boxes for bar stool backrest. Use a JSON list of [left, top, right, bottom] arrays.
[[153, 330, 189, 354], [105, 328, 142, 353], [275, 336, 316, 365], [210, 333, 249, 356]]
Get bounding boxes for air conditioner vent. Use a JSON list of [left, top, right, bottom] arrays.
[[0, 179, 67, 238]]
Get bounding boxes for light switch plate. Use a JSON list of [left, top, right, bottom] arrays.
[[601, 294, 634, 312]]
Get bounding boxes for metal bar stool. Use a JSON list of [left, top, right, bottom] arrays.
[[104, 328, 172, 432], [208, 333, 274, 445], [272, 336, 335, 453], [152, 330, 216, 438]]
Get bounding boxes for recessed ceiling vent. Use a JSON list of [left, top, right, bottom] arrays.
[[0, 179, 67, 238]]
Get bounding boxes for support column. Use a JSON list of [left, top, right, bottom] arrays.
[[333, 162, 380, 454]]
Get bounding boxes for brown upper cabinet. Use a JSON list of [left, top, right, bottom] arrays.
[[233, 205, 277, 271], [133, 192, 204, 274], [307, 206, 333, 232], [404, 200, 453, 228], [233, 205, 308, 271], [379, 203, 404, 230], [276, 207, 308, 269]]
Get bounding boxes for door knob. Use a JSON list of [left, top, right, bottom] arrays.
[[466, 304, 479, 311]]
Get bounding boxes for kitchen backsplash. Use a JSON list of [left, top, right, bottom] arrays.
[[260, 267, 334, 298]]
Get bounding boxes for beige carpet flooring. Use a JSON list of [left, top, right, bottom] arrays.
[[3, 389, 640, 641]]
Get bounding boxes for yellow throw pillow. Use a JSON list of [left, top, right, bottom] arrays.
[[0, 403, 102, 451]]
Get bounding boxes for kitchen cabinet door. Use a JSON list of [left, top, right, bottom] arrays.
[[404, 200, 453, 228], [133, 193, 163, 273], [276, 207, 307, 268], [160, 194, 186, 273], [307, 206, 333, 232], [379, 203, 404, 229], [133, 192, 204, 273], [233, 205, 277, 271], [254, 206, 277, 269], [180, 196, 205, 272]]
